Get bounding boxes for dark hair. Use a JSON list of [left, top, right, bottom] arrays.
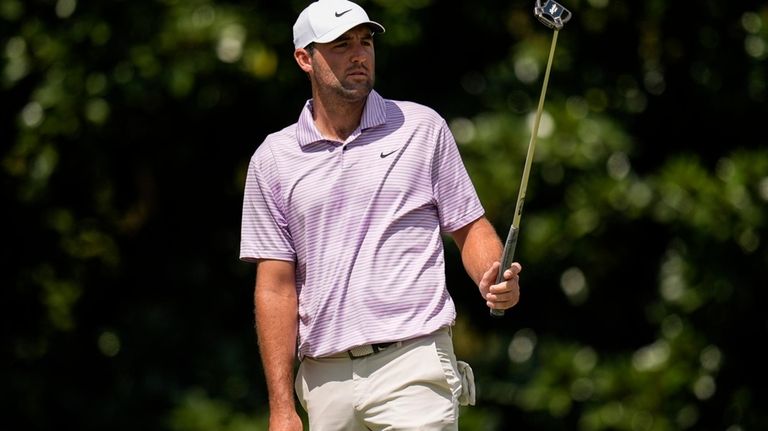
[[305, 43, 316, 55]]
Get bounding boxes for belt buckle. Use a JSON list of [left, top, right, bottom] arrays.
[[347, 342, 395, 359], [347, 344, 375, 359]]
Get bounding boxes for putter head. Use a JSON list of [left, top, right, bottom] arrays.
[[534, 0, 572, 30]]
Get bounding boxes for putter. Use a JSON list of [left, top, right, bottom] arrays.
[[491, 0, 572, 317]]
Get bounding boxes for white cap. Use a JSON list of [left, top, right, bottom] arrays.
[[293, 0, 385, 49]]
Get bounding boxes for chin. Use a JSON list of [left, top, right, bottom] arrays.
[[339, 85, 372, 100]]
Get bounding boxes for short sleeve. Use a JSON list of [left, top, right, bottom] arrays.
[[431, 120, 485, 233], [239, 147, 296, 262]]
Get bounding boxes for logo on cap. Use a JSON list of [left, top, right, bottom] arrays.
[[335, 9, 352, 17]]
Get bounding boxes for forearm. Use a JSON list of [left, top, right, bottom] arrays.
[[453, 217, 503, 285], [254, 261, 299, 414], [255, 290, 298, 409]]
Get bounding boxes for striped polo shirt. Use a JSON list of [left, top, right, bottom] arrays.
[[240, 90, 484, 358]]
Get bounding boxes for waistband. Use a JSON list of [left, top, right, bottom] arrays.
[[308, 326, 451, 360], [347, 341, 401, 359]]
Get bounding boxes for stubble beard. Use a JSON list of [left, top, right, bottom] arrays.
[[311, 61, 375, 105], [335, 74, 374, 102]]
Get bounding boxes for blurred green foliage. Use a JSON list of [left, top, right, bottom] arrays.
[[2, 0, 767, 430]]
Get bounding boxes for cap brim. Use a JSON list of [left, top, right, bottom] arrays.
[[313, 20, 385, 44]]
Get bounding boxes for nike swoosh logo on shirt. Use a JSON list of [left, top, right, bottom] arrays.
[[335, 9, 352, 17], [380, 149, 399, 158]]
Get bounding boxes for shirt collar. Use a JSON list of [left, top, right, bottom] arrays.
[[296, 90, 387, 148]]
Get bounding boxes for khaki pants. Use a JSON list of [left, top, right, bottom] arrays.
[[295, 327, 462, 430]]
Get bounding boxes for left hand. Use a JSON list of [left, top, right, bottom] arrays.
[[478, 261, 522, 311]]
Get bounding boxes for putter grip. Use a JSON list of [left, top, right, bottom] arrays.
[[490, 226, 519, 317]]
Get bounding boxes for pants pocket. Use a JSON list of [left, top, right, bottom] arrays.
[[431, 331, 463, 406]]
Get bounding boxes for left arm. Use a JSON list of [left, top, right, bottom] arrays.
[[450, 216, 522, 311]]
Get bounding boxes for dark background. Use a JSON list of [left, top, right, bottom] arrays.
[[3, 0, 767, 429]]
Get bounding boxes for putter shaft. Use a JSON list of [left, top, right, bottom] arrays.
[[491, 29, 560, 317]]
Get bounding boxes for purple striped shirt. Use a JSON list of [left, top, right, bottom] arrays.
[[240, 90, 484, 358]]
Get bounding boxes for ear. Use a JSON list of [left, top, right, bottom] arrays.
[[294, 48, 313, 73]]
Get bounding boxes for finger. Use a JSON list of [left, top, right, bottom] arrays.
[[503, 262, 523, 279], [491, 273, 519, 293], [487, 288, 520, 309], [490, 284, 516, 297], [490, 296, 520, 310]]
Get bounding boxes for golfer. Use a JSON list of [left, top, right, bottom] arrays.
[[240, 0, 522, 429]]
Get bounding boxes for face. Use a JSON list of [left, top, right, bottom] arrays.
[[296, 25, 376, 102]]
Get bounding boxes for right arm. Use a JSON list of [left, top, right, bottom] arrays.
[[254, 258, 302, 431]]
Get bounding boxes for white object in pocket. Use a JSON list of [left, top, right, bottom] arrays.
[[456, 360, 476, 406]]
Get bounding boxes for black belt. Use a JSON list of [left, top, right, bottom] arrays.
[[347, 342, 397, 359]]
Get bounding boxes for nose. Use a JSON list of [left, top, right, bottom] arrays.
[[350, 43, 368, 64]]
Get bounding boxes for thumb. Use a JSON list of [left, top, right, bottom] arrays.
[[478, 262, 500, 296]]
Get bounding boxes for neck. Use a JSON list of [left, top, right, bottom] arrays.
[[311, 89, 369, 142]]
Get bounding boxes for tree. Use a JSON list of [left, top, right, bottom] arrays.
[[2, 0, 767, 429]]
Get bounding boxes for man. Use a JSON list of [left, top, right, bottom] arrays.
[[240, 0, 522, 429]]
